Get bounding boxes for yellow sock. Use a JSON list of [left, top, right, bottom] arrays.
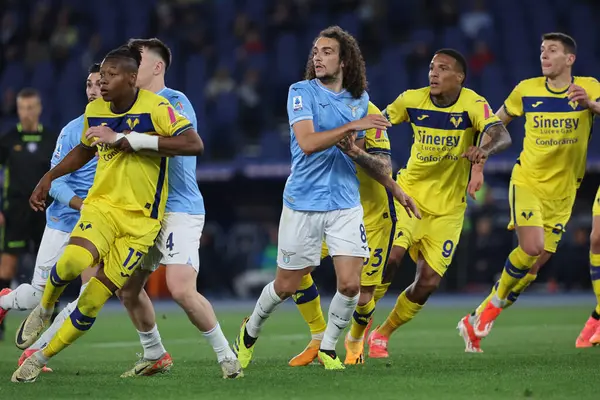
[[292, 274, 326, 339], [496, 246, 538, 300], [590, 252, 600, 315], [349, 297, 375, 341], [378, 290, 423, 338], [41, 245, 95, 310], [505, 273, 537, 309], [374, 282, 391, 304], [42, 277, 112, 359]]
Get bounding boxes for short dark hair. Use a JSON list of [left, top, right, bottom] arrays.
[[88, 63, 101, 74], [104, 43, 142, 69], [304, 26, 367, 99], [542, 32, 577, 54], [434, 48, 468, 84], [127, 38, 172, 70], [17, 87, 40, 99]]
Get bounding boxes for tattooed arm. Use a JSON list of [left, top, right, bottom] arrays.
[[337, 135, 421, 218], [462, 123, 512, 164]]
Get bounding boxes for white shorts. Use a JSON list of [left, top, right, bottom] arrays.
[[32, 226, 70, 289], [141, 212, 204, 272], [277, 205, 369, 270]]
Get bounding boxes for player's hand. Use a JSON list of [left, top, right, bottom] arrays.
[[467, 169, 484, 200], [349, 114, 391, 132], [85, 126, 122, 147], [30, 173, 52, 212], [391, 185, 421, 219], [336, 133, 360, 156], [461, 146, 488, 164], [568, 84, 591, 108]]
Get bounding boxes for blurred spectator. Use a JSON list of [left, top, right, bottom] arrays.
[[233, 224, 277, 298], [205, 67, 236, 101], [460, 0, 493, 39], [238, 69, 265, 147], [233, 13, 251, 41], [1, 89, 16, 119], [81, 34, 104, 72], [269, 0, 298, 35], [1, 13, 19, 47], [469, 40, 495, 76], [50, 8, 79, 63], [406, 41, 431, 85], [24, 39, 50, 69], [428, 0, 459, 31]]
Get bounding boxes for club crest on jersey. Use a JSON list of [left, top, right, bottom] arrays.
[[126, 117, 140, 130], [27, 142, 38, 153], [348, 104, 360, 118], [568, 100, 578, 110], [293, 96, 303, 111], [450, 115, 463, 128]]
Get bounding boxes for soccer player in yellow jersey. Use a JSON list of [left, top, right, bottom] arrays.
[[289, 101, 400, 366], [580, 188, 600, 347], [364, 48, 511, 358], [459, 33, 600, 352], [12, 44, 203, 383]]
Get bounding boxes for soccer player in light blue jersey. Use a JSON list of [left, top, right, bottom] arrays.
[[0, 63, 101, 369], [233, 26, 418, 370]]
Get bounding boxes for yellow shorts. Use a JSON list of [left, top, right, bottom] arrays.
[[71, 200, 161, 289], [321, 221, 395, 287], [593, 186, 600, 216], [508, 183, 575, 254], [393, 201, 464, 277]]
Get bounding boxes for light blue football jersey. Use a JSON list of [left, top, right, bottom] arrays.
[[284, 79, 369, 212], [157, 87, 205, 215], [46, 115, 98, 232]]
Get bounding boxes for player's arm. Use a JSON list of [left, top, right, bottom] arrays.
[[463, 98, 512, 164], [495, 106, 514, 126], [48, 127, 84, 211], [338, 136, 420, 219], [287, 86, 389, 155]]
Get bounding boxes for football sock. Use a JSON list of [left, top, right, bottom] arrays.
[[590, 252, 600, 315], [245, 281, 283, 340], [0, 283, 43, 310], [378, 290, 422, 338], [374, 282, 391, 304], [41, 245, 94, 316], [349, 297, 375, 341], [42, 277, 112, 360], [30, 296, 78, 351], [493, 246, 538, 305], [320, 291, 359, 351], [138, 324, 167, 361], [474, 273, 538, 318], [203, 323, 236, 362], [292, 274, 326, 341]]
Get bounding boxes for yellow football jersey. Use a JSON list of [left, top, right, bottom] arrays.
[[385, 87, 502, 216], [504, 76, 600, 198], [357, 102, 395, 228], [81, 89, 193, 220]]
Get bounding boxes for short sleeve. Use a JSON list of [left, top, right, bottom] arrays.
[[152, 101, 194, 137], [52, 127, 73, 168], [287, 85, 315, 126], [170, 95, 198, 131], [80, 109, 93, 148], [503, 83, 524, 117], [384, 91, 410, 125], [470, 96, 503, 134], [364, 103, 390, 155], [355, 94, 370, 140], [588, 78, 600, 102]]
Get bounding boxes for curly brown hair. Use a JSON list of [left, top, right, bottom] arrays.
[[304, 26, 368, 99]]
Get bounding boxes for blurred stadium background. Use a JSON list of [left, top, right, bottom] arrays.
[[1, 0, 600, 300]]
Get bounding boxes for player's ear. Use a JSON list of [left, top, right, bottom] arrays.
[[155, 61, 164, 76], [566, 53, 576, 67], [130, 72, 138, 87]]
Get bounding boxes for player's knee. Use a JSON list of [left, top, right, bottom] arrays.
[[55, 245, 95, 283], [118, 285, 140, 310], [358, 286, 375, 306], [169, 284, 195, 306], [414, 271, 441, 295], [520, 241, 544, 257], [337, 280, 360, 298], [272, 280, 296, 299]]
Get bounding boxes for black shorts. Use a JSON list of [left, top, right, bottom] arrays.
[[1, 200, 45, 255]]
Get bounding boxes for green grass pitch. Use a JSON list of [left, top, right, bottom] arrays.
[[0, 299, 598, 399]]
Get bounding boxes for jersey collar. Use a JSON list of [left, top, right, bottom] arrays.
[[315, 79, 347, 96], [545, 76, 573, 95]]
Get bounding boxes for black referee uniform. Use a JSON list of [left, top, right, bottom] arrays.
[[0, 123, 55, 258]]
